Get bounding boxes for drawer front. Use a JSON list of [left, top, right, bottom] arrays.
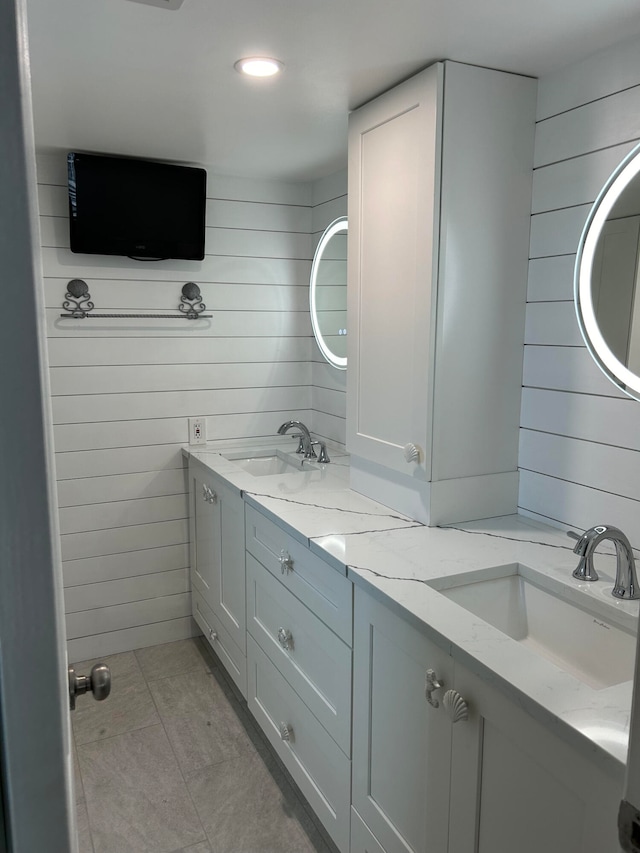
[[247, 635, 351, 853], [246, 554, 352, 756], [192, 589, 247, 700], [245, 506, 352, 644], [351, 808, 387, 853]]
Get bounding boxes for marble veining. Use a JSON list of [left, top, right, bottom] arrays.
[[185, 440, 639, 775]]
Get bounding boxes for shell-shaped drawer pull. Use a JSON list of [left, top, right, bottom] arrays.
[[277, 627, 294, 651], [425, 668, 442, 708], [202, 484, 210, 501], [403, 443, 421, 464], [279, 722, 293, 742], [279, 550, 294, 574], [209, 628, 218, 642], [443, 689, 469, 723]]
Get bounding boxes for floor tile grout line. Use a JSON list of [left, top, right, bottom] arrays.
[[144, 662, 210, 850]]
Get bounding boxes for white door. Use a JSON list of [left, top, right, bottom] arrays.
[[0, 1, 76, 850]]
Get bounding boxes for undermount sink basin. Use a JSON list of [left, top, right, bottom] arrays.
[[222, 449, 310, 477], [430, 564, 637, 690]]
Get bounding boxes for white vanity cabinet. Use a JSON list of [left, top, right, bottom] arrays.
[[448, 662, 622, 853], [352, 586, 454, 853], [244, 506, 353, 852], [188, 458, 247, 697], [347, 61, 537, 525], [352, 585, 623, 853]]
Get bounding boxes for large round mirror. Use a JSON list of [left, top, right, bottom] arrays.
[[576, 143, 640, 399], [310, 216, 347, 370]]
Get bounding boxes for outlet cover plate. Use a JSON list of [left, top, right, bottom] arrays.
[[188, 417, 206, 445]]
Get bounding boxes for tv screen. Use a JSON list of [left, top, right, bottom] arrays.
[[67, 152, 207, 261]]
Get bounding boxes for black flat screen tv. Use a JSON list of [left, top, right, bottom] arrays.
[[67, 152, 207, 260]]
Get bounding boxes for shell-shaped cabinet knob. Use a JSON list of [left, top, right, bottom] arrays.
[[209, 628, 218, 642], [403, 443, 422, 463], [443, 689, 469, 723], [279, 722, 293, 742]]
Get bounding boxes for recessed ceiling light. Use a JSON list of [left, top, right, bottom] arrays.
[[234, 57, 284, 78]]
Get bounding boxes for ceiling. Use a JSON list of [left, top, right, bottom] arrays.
[[24, 0, 640, 182]]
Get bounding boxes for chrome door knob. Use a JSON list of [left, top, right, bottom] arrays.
[[279, 550, 293, 574], [68, 663, 111, 711]]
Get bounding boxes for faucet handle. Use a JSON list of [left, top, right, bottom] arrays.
[[310, 440, 330, 463], [566, 530, 581, 541]]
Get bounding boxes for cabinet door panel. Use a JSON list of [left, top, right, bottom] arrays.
[[449, 663, 623, 853], [189, 461, 246, 653], [192, 588, 246, 699], [352, 588, 452, 853], [351, 807, 387, 853], [347, 64, 441, 476]]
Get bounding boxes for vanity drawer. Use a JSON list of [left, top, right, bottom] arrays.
[[246, 554, 352, 755], [247, 635, 351, 853], [192, 589, 247, 699], [245, 505, 353, 645]]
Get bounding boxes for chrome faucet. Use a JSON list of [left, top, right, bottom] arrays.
[[277, 420, 315, 458], [568, 525, 640, 600]]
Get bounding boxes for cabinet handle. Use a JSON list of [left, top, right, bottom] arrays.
[[277, 627, 294, 651], [425, 668, 443, 708], [443, 689, 469, 723], [209, 628, 218, 642], [404, 442, 422, 463], [279, 550, 294, 574], [202, 484, 218, 504], [279, 722, 293, 742]]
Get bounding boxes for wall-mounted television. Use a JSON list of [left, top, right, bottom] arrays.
[[67, 152, 207, 261]]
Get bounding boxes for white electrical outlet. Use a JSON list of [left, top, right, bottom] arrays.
[[188, 417, 206, 445]]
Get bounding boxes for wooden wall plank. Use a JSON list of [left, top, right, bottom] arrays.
[[520, 388, 640, 450], [64, 568, 190, 613], [47, 335, 311, 367], [57, 469, 187, 507], [65, 593, 191, 639], [529, 205, 590, 258], [534, 86, 640, 168], [50, 361, 311, 396], [54, 446, 185, 479], [53, 409, 313, 452], [527, 256, 576, 302], [45, 278, 310, 312], [62, 544, 190, 587], [66, 617, 197, 663], [524, 302, 583, 347], [522, 345, 625, 397], [60, 519, 189, 562]]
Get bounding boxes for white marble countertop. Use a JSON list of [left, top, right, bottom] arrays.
[[184, 438, 639, 778]]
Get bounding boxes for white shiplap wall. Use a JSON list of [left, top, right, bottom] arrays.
[[310, 170, 348, 446], [519, 35, 640, 544], [38, 153, 314, 659]]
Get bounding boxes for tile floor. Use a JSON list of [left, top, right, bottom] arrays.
[[72, 637, 338, 853]]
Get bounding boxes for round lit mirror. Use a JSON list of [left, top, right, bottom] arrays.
[[310, 216, 347, 370], [576, 143, 640, 399]]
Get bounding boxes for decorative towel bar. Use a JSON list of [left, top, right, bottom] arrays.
[[60, 280, 211, 320]]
